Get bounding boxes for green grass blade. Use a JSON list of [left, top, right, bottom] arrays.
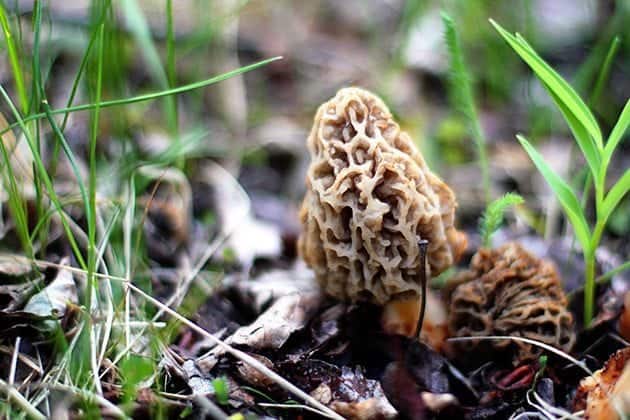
[[0, 57, 282, 137], [86, 20, 106, 315], [0, 114, 30, 255], [166, 0, 177, 119], [600, 169, 630, 227], [121, 0, 177, 135], [0, 3, 27, 113], [514, 32, 603, 148], [0, 85, 86, 269], [603, 99, 630, 167], [589, 36, 620, 107], [546, 87, 601, 180], [442, 12, 491, 205], [490, 20, 603, 149], [41, 101, 91, 232], [516, 134, 591, 250]]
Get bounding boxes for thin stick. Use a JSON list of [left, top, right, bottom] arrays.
[[8, 337, 21, 385], [0, 379, 46, 420], [125, 281, 343, 420], [448, 336, 592, 376], [40, 383, 126, 419], [258, 402, 335, 417], [193, 395, 229, 420], [415, 239, 429, 339], [0, 345, 43, 375]]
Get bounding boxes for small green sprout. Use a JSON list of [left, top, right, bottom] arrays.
[[479, 192, 525, 248], [212, 377, 229, 405]]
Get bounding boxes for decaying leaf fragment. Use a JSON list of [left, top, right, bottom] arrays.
[[197, 264, 323, 372], [307, 366, 397, 420], [619, 291, 630, 342], [574, 347, 630, 420], [448, 242, 575, 361], [0, 258, 77, 335]]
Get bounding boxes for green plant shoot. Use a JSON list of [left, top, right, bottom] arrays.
[[491, 19, 630, 326], [479, 192, 524, 248]]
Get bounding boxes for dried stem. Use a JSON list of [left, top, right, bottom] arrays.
[[415, 239, 429, 339]]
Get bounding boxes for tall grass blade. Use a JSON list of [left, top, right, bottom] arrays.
[[121, 0, 177, 135], [490, 20, 603, 150], [0, 113, 30, 254], [603, 99, 630, 166], [601, 169, 630, 227], [0, 4, 27, 112], [547, 88, 601, 180], [0, 57, 282, 137], [516, 134, 591, 250], [0, 85, 87, 269], [589, 36, 620, 107], [86, 20, 106, 314]]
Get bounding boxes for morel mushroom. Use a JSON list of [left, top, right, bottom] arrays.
[[448, 242, 575, 361], [298, 87, 467, 336]]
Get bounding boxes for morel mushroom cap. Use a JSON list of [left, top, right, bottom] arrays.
[[298, 87, 467, 305], [448, 242, 575, 361]]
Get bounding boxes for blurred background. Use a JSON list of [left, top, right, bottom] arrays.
[[2, 0, 629, 257]]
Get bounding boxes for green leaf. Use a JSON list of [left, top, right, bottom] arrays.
[[546, 87, 601, 180], [603, 99, 630, 168], [479, 192, 524, 248], [600, 169, 630, 227], [490, 20, 603, 150], [0, 56, 283, 139], [516, 135, 591, 250]]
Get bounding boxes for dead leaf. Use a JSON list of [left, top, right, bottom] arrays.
[[235, 353, 277, 389], [619, 292, 630, 341], [23, 258, 77, 319], [197, 264, 323, 372], [0, 258, 77, 336], [574, 347, 630, 420], [202, 163, 282, 267], [328, 366, 397, 419]]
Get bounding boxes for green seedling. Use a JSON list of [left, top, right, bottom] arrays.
[[491, 20, 630, 326], [479, 192, 524, 248]]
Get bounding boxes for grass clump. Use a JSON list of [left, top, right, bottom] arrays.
[[0, 1, 281, 416]]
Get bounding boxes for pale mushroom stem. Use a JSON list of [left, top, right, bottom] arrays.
[[415, 239, 429, 339]]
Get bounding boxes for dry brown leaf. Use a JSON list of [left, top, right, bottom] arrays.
[[197, 264, 323, 372], [574, 347, 630, 420]]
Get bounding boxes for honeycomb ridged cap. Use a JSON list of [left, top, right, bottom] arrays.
[[298, 87, 467, 305], [448, 242, 575, 361]]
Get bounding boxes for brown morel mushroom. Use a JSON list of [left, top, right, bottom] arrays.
[[448, 242, 575, 362], [298, 87, 467, 336]]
